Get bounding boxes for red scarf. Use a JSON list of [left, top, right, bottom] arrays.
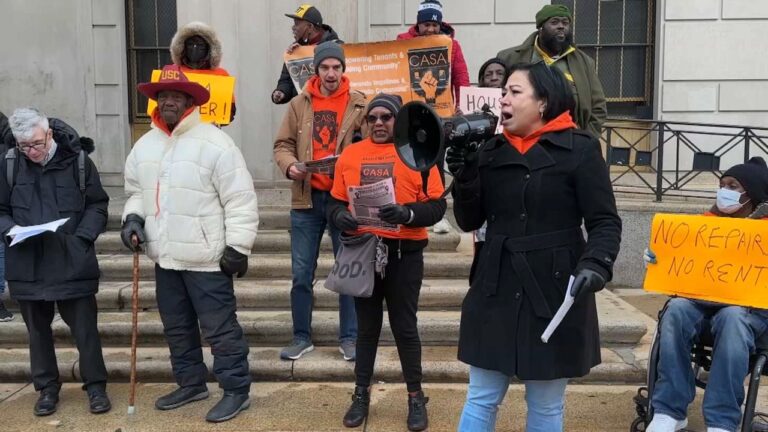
[[502, 111, 577, 154]]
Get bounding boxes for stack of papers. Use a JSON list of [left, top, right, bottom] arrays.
[[8, 218, 69, 247]]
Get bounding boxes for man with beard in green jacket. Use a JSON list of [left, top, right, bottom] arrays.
[[497, 4, 607, 138]]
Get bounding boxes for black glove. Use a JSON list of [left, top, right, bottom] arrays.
[[569, 268, 607, 300], [120, 214, 146, 252], [445, 144, 478, 181], [333, 209, 358, 232], [379, 204, 412, 225], [220, 246, 248, 278]]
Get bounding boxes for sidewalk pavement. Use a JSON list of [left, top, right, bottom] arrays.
[[0, 382, 744, 432]]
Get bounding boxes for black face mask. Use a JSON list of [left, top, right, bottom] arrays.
[[185, 41, 209, 64]]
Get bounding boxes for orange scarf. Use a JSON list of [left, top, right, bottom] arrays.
[[503, 111, 577, 154], [306, 75, 351, 191], [151, 106, 197, 136]]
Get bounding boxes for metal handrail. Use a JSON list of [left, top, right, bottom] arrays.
[[600, 119, 768, 201]]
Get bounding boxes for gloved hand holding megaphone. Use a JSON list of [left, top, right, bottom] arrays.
[[393, 101, 497, 180], [445, 142, 479, 182]]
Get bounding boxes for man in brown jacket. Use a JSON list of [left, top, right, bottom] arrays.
[[273, 41, 366, 362], [497, 4, 607, 138]]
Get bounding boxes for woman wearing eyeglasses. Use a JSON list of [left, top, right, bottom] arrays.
[[448, 62, 622, 431], [328, 93, 446, 431]]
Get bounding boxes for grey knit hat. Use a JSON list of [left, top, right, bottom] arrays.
[[366, 93, 403, 117], [314, 41, 345, 72]]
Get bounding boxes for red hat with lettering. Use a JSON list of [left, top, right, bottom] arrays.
[[138, 64, 210, 106]]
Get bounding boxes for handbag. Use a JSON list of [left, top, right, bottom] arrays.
[[324, 232, 388, 298]]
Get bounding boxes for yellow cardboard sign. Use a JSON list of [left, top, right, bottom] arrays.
[[284, 35, 454, 117], [146, 70, 236, 125], [643, 213, 768, 308]]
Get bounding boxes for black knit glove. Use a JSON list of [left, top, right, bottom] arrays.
[[445, 144, 479, 181], [219, 246, 248, 278], [333, 209, 359, 232], [570, 268, 606, 300], [379, 204, 412, 225], [120, 214, 146, 252]]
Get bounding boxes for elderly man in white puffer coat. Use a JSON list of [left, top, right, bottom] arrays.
[[121, 64, 258, 423]]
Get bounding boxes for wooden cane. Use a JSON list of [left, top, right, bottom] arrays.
[[127, 234, 140, 415]]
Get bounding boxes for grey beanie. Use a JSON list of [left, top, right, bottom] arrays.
[[366, 93, 403, 117], [314, 41, 345, 72]]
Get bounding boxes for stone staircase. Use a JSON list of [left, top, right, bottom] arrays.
[[0, 192, 654, 387]]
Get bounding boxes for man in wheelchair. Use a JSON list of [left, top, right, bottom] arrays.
[[643, 157, 768, 432]]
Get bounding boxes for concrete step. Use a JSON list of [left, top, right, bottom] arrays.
[[3, 279, 471, 312], [0, 345, 647, 385], [95, 252, 473, 280], [94, 230, 461, 254], [0, 291, 648, 347]]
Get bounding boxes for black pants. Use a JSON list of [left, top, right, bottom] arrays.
[[18, 295, 107, 393], [155, 265, 251, 393], [354, 248, 424, 392]]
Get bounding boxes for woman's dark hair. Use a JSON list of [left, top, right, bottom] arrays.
[[503, 62, 575, 122]]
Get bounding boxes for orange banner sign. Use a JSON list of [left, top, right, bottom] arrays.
[[643, 213, 768, 308], [146, 70, 236, 125], [284, 35, 454, 117]]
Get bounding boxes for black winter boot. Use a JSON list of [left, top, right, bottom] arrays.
[[407, 391, 429, 431], [343, 386, 370, 428]]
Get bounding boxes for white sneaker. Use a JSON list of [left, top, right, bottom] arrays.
[[707, 428, 730, 432], [647, 413, 688, 432], [432, 218, 452, 234]]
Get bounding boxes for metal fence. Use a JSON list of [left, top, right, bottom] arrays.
[[554, 0, 656, 118], [601, 119, 768, 201]]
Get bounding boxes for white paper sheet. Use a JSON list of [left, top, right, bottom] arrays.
[[541, 275, 576, 343], [8, 218, 69, 247], [348, 178, 399, 232]]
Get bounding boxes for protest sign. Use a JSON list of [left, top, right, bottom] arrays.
[[459, 86, 502, 133], [284, 35, 454, 117], [643, 213, 768, 308], [146, 70, 236, 125]]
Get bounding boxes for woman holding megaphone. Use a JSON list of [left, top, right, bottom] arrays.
[[447, 62, 622, 431]]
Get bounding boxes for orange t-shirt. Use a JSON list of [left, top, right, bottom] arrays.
[[503, 111, 577, 154], [331, 138, 444, 240], [307, 75, 350, 191]]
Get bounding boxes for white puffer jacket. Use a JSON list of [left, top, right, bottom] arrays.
[[123, 111, 258, 271]]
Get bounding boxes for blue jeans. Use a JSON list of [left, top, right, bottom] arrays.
[[0, 243, 5, 295], [458, 366, 568, 432], [652, 298, 768, 432], [289, 189, 357, 343]]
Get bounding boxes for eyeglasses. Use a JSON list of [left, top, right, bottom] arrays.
[[366, 113, 393, 124], [17, 130, 49, 154]]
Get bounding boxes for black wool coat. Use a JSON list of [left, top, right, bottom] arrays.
[[452, 128, 622, 380], [0, 119, 109, 301]]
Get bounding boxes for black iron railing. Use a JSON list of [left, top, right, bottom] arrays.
[[600, 119, 768, 201]]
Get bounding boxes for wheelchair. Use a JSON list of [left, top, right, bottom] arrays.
[[631, 299, 768, 432]]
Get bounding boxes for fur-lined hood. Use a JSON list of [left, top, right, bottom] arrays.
[[170, 21, 223, 69]]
